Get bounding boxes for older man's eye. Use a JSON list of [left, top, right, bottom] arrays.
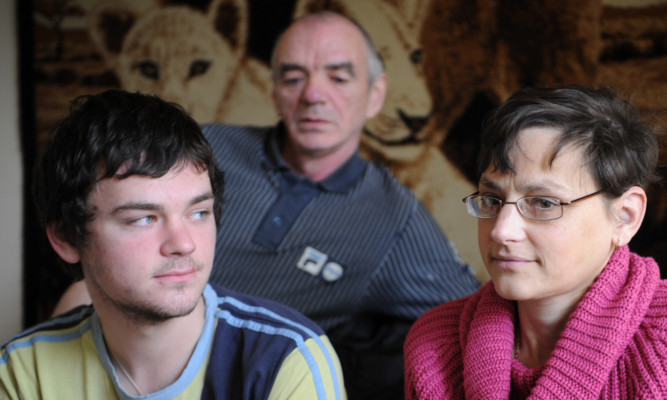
[[331, 75, 349, 84], [280, 71, 305, 86]]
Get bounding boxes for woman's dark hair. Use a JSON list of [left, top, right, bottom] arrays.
[[478, 84, 660, 197], [33, 90, 225, 278]]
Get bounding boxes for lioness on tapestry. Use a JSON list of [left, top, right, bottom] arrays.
[[26, 0, 667, 325]]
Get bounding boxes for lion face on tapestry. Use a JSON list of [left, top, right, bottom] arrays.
[[87, 0, 276, 124]]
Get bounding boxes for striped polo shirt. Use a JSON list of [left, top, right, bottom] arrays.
[[202, 123, 480, 331]]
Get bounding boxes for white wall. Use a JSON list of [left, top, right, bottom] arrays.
[[0, 0, 23, 343]]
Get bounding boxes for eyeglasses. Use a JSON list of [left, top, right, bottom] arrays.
[[462, 190, 603, 221]]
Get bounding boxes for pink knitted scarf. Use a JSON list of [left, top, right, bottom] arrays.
[[406, 246, 667, 399]]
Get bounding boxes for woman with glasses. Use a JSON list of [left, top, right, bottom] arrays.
[[404, 84, 666, 399]]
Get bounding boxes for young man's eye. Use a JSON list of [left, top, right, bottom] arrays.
[[127, 215, 156, 227], [192, 209, 212, 221]]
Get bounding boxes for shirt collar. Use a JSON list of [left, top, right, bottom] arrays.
[[263, 122, 366, 193]]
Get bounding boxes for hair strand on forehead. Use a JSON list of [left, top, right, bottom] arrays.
[[477, 84, 660, 199]]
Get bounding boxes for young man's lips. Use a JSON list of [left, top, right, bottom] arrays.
[[154, 268, 197, 282]]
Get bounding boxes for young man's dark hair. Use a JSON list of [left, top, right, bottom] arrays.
[[33, 89, 225, 278]]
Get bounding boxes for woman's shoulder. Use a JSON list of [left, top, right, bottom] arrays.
[[405, 296, 471, 355], [404, 297, 471, 398]]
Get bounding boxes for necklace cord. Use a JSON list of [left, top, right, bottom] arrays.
[[111, 352, 144, 396]]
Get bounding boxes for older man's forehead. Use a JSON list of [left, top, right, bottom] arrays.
[[278, 25, 367, 70]]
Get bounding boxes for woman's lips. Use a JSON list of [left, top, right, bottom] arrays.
[[492, 254, 532, 270]]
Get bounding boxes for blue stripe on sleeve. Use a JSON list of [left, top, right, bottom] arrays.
[[1, 319, 92, 365], [215, 309, 330, 399], [219, 296, 342, 400]]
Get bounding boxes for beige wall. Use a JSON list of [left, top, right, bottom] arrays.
[[0, 0, 23, 343]]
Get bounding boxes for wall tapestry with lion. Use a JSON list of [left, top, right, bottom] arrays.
[[21, 0, 667, 326]]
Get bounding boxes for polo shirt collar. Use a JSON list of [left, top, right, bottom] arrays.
[[263, 122, 366, 193]]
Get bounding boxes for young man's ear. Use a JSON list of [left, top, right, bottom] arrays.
[[614, 186, 647, 247], [46, 224, 81, 264]]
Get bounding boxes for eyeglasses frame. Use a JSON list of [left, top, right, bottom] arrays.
[[462, 190, 604, 221]]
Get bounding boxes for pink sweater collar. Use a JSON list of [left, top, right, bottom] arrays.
[[460, 246, 660, 399]]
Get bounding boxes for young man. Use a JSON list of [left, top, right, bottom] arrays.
[[0, 90, 345, 399]]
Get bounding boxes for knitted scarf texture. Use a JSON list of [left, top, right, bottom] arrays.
[[405, 246, 667, 399]]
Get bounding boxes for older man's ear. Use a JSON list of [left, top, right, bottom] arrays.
[[366, 73, 388, 119]]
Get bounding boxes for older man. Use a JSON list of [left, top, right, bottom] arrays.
[[204, 12, 480, 398]]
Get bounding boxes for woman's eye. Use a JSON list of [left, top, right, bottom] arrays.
[[532, 197, 559, 210], [481, 196, 501, 207]]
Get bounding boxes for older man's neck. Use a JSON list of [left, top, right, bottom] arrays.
[[282, 142, 358, 182]]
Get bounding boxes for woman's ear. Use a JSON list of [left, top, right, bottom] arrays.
[[614, 186, 647, 247], [46, 224, 81, 264]]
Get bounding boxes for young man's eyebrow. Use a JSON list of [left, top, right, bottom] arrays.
[[111, 202, 162, 215], [190, 192, 215, 206], [111, 192, 215, 215]]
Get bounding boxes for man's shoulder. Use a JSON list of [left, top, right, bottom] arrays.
[[1, 306, 94, 371], [203, 285, 344, 399], [201, 123, 273, 171], [359, 160, 420, 209], [210, 284, 325, 337], [201, 122, 271, 143]]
